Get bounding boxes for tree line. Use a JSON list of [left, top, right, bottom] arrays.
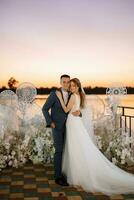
[[0, 77, 134, 94]]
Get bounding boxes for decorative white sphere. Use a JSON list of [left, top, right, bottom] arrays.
[[16, 82, 37, 103], [0, 90, 18, 106], [106, 82, 127, 96]]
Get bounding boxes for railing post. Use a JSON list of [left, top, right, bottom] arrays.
[[122, 107, 124, 116], [120, 116, 122, 129], [118, 106, 134, 146], [129, 117, 131, 137], [125, 116, 127, 132]]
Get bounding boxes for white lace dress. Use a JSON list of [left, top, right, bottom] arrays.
[[62, 93, 134, 195]]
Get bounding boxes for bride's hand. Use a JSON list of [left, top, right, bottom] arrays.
[[56, 90, 62, 99]]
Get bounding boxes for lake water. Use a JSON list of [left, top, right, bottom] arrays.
[[35, 94, 134, 131]]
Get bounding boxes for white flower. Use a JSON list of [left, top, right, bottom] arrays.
[[13, 159, 18, 167], [121, 159, 125, 164], [4, 142, 10, 150], [112, 157, 117, 164], [35, 137, 45, 152], [109, 142, 113, 147], [117, 150, 121, 156], [23, 135, 30, 146], [3, 155, 8, 160], [8, 160, 13, 166], [11, 151, 16, 156]]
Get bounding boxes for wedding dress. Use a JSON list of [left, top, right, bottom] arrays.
[[62, 93, 134, 195]]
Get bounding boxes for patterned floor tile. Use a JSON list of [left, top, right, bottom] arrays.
[[0, 162, 133, 200]]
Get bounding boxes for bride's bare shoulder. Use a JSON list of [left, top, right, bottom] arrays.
[[70, 93, 75, 97], [70, 93, 76, 102]]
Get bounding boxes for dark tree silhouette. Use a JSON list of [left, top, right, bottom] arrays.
[[0, 78, 133, 94], [8, 77, 18, 89]]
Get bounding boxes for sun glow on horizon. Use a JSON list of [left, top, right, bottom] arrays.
[[0, 0, 134, 88]]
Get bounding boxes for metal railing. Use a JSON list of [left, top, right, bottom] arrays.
[[118, 106, 134, 137]]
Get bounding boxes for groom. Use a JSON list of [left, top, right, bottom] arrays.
[[42, 74, 81, 186]]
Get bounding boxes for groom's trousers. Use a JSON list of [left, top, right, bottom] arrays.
[[52, 125, 66, 180]]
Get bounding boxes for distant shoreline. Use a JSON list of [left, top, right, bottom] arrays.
[[0, 86, 134, 94], [0, 86, 134, 95]]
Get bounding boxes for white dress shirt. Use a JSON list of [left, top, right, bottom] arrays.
[[61, 88, 69, 105]]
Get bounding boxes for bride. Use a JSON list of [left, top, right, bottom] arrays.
[[56, 78, 134, 195]]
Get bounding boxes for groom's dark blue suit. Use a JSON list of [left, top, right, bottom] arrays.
[[42, 88, 71, 179]]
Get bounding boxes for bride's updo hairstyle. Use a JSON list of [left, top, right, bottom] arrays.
[[70, 78, 85, 108]]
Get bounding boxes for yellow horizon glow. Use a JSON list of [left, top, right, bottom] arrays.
[[0, 0, 134, 88], [0, 77, 134, 88]]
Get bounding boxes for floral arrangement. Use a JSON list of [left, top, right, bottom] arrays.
[[0, 124, 55, 172], [0, 130, 28, 171], [28, 128, 55, 164], [0, 85, 133, 172], [0, 86, 55, 172], [95, 128, 134, 168], [95, 95, 134, 168]]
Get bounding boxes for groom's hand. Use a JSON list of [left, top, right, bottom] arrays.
[[51, 122, 56, 128], [72, 110, 81, 117]]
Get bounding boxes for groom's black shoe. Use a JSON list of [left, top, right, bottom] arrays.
[[61, 175, 69, 185], [55, 178, 69, 186]]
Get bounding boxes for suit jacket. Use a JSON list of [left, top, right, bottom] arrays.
[[42, 88, 71, 130]]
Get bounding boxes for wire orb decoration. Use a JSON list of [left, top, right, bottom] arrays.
[[106, 82, 127, 110], [16, 82, 37, 103], [106, 82, 127, 96], [0, 90, 18, 106]]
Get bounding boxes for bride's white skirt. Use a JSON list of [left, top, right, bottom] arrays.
[[62, 114, 134, 195]]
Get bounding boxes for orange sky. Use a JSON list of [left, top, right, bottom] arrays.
[[0, 0, 134, 88]]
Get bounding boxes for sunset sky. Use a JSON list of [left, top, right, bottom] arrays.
[[0, 0, 134, 88]]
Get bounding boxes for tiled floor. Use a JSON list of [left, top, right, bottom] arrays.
[[0, 162, 134, 200]]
